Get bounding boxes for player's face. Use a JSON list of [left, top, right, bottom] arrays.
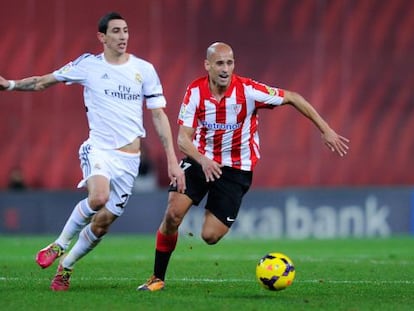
[[102, 19, 129, 55], [205, 47, 234, 89]]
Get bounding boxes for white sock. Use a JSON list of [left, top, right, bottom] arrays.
[[55, 199, 96, 250], [61, 223, 101, 269]]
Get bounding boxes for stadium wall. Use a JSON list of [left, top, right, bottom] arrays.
[[1, 0, 414, 189], [1, 187, 412, 238]]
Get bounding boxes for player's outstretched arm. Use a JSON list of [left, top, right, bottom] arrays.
[[0, 73, 59, 92], [282, 90, 350, 157]]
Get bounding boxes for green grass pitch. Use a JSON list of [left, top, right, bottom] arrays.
[[1, 235, 413, 310]]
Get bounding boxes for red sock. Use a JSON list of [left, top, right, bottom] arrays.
[[156, 230, 178, 253]]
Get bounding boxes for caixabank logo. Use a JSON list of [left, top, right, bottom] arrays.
[[179, 189, 413, 239]]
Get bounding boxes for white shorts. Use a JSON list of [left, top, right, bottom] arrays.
[[77, 141, 140, 216]]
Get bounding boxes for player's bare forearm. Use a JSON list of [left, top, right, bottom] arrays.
[[151, 108, 186, 191], [15, 77, 45, 91], [151, 108, 179, 164], [283, 90, 349, 156], [283, 91, 330, 133], [0, 74, 58, 91], [177, 125, 222, 181], [177, 126, 201, 163]]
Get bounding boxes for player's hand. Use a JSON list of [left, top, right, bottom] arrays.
[[199, 156, 223, 182], [322, 129, 350, 157], [0, 76, 10, 91], [169, 162, 186, 193]]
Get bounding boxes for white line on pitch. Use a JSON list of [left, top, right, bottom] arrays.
[[1, 276, 413, 285]]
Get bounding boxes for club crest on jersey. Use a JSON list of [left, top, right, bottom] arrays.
[[179, 104, 187, 119], [135, 73, 142, 83], [265, 85, 277, 96], [232, 104, 242, 114]]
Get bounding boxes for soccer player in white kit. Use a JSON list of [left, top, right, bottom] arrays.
[[0, 12, 185, 291], [137, 42, 349, 291]]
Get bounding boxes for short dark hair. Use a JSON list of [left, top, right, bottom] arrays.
[[98, 12, 124, 34]]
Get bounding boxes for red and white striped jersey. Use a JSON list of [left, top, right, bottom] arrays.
[[178, 74, 285, 171]]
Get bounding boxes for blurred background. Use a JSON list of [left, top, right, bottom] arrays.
[[0, 0, 413, 237]]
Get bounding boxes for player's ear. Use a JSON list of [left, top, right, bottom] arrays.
[[97, 32, 106, 44], [204, 59, 210, 71]]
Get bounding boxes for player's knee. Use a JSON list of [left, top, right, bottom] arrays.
[[201, 232, 222, 245], [91, 225, 108, 237], [164, 210, 184, 229], [88, 193, 109, 210], [90, 209, 116, 237], [90, 218, 111, 237]]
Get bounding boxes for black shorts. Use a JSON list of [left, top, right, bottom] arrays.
[[169, 157, 253, 227]]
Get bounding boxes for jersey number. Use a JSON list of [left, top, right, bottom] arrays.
[[116, 194, 129, 209], [180, 160, 192, 171]]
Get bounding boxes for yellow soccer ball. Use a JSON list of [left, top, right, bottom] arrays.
[[256, 252, 296, 291]]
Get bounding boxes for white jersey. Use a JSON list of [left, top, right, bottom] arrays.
[[53, 53, 166, 149]]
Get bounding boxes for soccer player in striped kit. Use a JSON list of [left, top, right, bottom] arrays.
[[138, 42, 349, 291], [0, 12, 185, 291]]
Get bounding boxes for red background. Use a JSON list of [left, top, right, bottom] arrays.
[[1, 0, 413, 189]]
